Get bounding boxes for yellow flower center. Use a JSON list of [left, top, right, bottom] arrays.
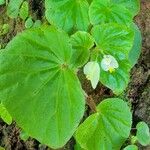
[[86, 75, 91, 80], [109, 67, 115, 73]]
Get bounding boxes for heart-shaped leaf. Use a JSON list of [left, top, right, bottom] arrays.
[[70, 31, 94, 68], [112, 0, 140, 17], [0, 26, 85, 148], [91, 24, 134, 94], [75, 98, 132, 150], [45, 0, 90, 33], [89, 0, 133, 26]]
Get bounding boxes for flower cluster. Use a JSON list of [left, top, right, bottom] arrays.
[[84, 55, 119, 89]]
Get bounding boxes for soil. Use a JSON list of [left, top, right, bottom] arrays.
[[0, 0, 150, 150]]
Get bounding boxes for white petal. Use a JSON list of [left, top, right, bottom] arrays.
[[84, 61, 100, 89], [101, 55, 119, 71], [101, 58, 109, 71], [110, 59, 119, 68], [83, 62, 93, 75]]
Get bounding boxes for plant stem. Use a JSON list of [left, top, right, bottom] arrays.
[[86, 95, 97, 113]]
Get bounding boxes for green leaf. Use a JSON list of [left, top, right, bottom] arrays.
[[70, 31, 94, 68], [19, 1, 29, 21], [0, 0, 5, 5], [124, 145, 138, 150], [0, 147, 5, 150], [25, 17, 34, 28], [33, 20, 42, 28], [74, 142, 84, 150], [100, 58, 131, 94], [7, 0, 23, 18], [112, 0, 140, 17], [92, 24, 134, 59], [89, 0, 133, 26], [75, 98, 132, 150], [0, 103, 12, 125], [0, 26, 85, 148], [20, 130, 30, 141], [87, 0, 92, 4], [0, 24, 9, 36], [91, 24, 134, 94], [45, 0, 90, 33], [136, 122, 150, 146], [129, 23, 142, 67], [131, 136, 138, 145]]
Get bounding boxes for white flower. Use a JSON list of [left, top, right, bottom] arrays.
[[101, 55, 119, 73], [84, 61, 100, 89]]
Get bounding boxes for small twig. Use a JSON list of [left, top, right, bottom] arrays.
[[85, 94, 97, 113], [131, 128, 137, 131]]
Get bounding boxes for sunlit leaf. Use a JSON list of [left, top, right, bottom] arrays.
[[112, 0, 140, 17], [0, 26, 85, 148], [75, 98, 132, 150], [89, 0, 133, 26], [45, 0, 90, 33], [91, 24, 134, 94]]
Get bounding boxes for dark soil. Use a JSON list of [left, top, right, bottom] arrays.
[[127, 1, 150, 149], [0, 0, 150, 150]]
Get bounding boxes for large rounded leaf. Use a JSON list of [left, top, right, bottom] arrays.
[[91, 24, 134, 94], [45, 0, 90, 33], [112, 0, 140, 17], [89, 0, 133, 26], [75, 98, 132, 150], [0, 26, 85, 148]]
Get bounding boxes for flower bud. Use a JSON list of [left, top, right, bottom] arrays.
[[84, 61, 100, 89]]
